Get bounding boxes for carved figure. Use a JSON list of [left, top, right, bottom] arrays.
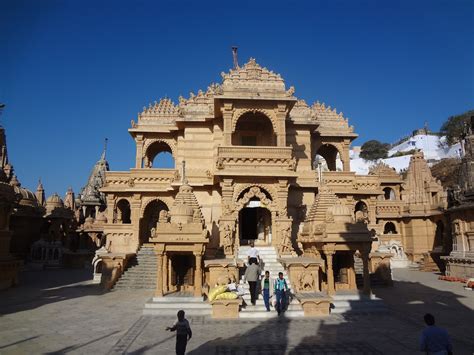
[[299, 271, 315, 291], [222, 224, 234, 256], [159, 210, 169, 223], [279, 226, 292, 254]]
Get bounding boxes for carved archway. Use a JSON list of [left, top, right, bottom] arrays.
[[234, 186, 276, 214], [232, 108, 278, 134], [139, 197, 171, 218], [143, 139, 177, 160], [233, 183, 277, 206]]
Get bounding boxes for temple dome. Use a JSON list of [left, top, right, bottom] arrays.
[[327, 201, 353, 224], [13, 186, 40, 208], [169, 183, 203, 224], [45, 193, 64, 214]]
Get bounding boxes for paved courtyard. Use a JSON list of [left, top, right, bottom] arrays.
[[0, 268, 473, 354]]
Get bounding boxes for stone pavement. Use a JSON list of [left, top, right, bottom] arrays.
[[0, 268, 473, 354]]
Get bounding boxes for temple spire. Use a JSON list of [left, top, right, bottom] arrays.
[[101, 138, 108, 161], [36, 179, 45, 206], [232, 46, 239, 69]]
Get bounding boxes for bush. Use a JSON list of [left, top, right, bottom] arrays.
[[440, 110, 474, 146], [360, 140, 389, 161]]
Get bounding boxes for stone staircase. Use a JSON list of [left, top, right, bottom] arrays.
[[143, 295, 211, 316], [113, 245, 157, 290], [237, 245, 304, 318]]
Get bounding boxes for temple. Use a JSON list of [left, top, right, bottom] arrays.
[[96, 57, 450, 313]]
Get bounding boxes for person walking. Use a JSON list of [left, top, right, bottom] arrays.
[[247, 241, 260, 265], [261, 270, 273, 311], [419, 313, 453, 355], [244, 258, 260, 305], [166, 310, 192, 355], [274, 272, 289, 315]]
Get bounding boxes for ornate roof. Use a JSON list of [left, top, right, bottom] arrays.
[[78, 149, 109, 206], [311, 101, 356, 137], [220, 58, 294, 98], [136, 98, 179, 125], [369, 162, 399, 177]]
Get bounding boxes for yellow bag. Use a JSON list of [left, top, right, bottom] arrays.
[[208, 285, 228, 301], [215, 292, 238, 300]]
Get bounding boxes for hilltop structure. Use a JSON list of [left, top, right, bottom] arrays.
[[98, 57, 449, 303]]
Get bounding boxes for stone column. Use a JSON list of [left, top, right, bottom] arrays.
[[348, 253, 357, 290], [361, 250, 371, 295], [163, 253, 168, 294], [155, 253, 163, 297], [222, 103, 233, 146], [135, 135, 144, 169], [276, 104, 287, 147], [325, 251, 335, 296], [342, 139, 351, 172], [194, 253, 203, 297]]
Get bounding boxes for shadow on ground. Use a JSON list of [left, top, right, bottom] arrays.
[[0, 268, 104, 315]]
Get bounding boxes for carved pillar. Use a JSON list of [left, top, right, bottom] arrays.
[[324, 249, 336, 296], [194, 253, 203, 297], [131, 194, 142, 251], [276, 104, 287, 147], [155, 253, 163, 297], [342, 139, 351, 172], [361, 249, 371, 295], [222, 102, 233, 146], [106, 195, 115, 223], [348, 252, 357, 290], [135, 134, 144, 169], [163, 253, 168, 294], [368, 197, 377, 224]]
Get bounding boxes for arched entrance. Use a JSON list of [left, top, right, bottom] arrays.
[[239, 202, 272, 245], [235, 186, 275, 246], [139, 199, 169, 244]]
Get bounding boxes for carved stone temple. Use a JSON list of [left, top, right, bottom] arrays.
[[97, 57, 450, 313], [443, 117, 474, 279]]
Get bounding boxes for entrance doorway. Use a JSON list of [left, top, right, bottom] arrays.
[[239, 205, 272, 245], [170, 254, 194, 293]]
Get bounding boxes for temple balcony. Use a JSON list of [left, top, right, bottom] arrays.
[[376, 201, 403, 217], [321, 171, 381, 195], [215, 146, 297, 177], [102, 169, 177, 192]]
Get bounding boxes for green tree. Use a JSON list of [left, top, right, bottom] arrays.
[[440, 110, 474, 146], [360, 140, 389, 161]]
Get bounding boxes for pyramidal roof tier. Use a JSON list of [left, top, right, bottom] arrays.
[[131, 58, 355, 137], [220, 58, 295, 99]]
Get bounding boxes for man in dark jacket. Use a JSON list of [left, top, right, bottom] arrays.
[[244, 259, 260, 305]]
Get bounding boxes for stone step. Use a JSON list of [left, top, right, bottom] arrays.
[[239, 310, 305, 319], [152, 296, 204, 303]]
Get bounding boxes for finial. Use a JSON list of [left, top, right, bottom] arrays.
[[232, 46, 239, 69], [102, 138, 108, 160]]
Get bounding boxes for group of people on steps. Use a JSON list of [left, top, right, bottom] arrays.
[[243, 241, 289, 315]]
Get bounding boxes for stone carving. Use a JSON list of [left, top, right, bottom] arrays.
[[158, 210, 169, 223], [221, 223, 235, 256], [298, 271, 315, 292], [278, 225, 293, 254]]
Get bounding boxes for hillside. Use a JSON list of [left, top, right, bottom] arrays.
[[350, 134, 462, 175]]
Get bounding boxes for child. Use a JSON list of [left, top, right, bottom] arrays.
[[166, 310, 192, 355], [274, 272, 289, 315], [261, 270, 273, 311]]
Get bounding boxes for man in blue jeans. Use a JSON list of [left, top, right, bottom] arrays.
[[274, 271, 289, 315], [261, 270, 273, 311]]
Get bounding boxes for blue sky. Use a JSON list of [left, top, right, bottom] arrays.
[[1, 0, 472, 197]]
